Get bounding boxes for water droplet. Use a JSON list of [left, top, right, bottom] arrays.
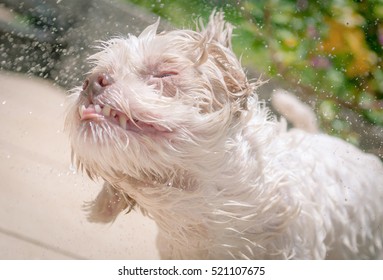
[[69, 164, 77, 174]]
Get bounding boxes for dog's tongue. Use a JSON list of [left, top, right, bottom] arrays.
[[79, 104, 103, 121], [78, 103, 172, 133]]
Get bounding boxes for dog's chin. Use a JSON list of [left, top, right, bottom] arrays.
[[67, 105, 177, 183]]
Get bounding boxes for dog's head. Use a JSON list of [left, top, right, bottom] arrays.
[[66, 12, 256, 184]]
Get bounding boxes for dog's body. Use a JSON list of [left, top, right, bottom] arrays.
[[66, 12, 383, 259]]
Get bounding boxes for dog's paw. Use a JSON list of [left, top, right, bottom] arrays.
[[83, 182, 134, 223]]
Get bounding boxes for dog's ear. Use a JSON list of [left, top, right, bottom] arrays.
[[139, 18, 160, 40], [198, 11, 252, 110], [207, 44, 249, 96], [200, 11, 233, 49]]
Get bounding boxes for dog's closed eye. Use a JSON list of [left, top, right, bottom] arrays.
[[153, 71, 178, 79]]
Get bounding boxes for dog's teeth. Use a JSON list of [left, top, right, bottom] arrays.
[[119, 115, 127, 129], [111, 110, 117, 118], [79, 105, 86, 118], [102, 105, 111, 116], [94, 104, 102, 114]]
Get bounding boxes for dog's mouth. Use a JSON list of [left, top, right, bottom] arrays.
[[78, 103, 171, 134]]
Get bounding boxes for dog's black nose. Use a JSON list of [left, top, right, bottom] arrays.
[[82, 72, 114, 98]]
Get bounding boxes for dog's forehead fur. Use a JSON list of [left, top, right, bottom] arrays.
[[92, 14, 233, 67], [92, 30, 200, 74]]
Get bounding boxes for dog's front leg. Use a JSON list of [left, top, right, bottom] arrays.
[[84, 182, 132, 223]]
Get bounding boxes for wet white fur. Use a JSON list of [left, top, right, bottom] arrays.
[[271, 89, 319, 133], [66, 12, 383, 259]]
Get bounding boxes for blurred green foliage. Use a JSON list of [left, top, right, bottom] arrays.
[[129, 0, 383, 145]]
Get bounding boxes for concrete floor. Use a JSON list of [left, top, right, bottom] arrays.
[[0, 71, 159, 259]]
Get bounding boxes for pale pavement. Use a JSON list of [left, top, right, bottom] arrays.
[[0, 71, 159, 259]]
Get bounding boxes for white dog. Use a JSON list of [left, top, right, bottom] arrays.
[[66, 12, 383, 259]]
